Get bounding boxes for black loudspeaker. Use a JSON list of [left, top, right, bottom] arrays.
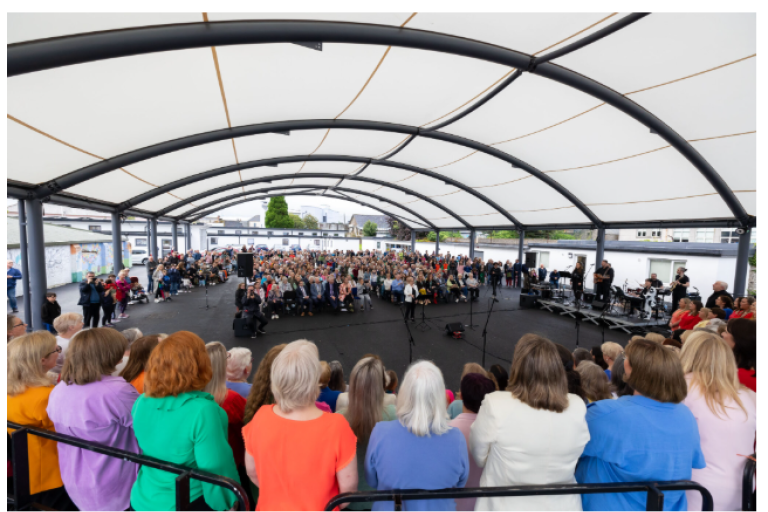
[[592, 300, 609, 311], [520, 294, 538, 309], [237, 253, 254, 278], [582, 292, 596, 304], [445, 322, 465, 338], [233, 318, 252, 338]]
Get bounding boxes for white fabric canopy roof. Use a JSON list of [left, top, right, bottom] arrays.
[[7, 13, 756, 230]]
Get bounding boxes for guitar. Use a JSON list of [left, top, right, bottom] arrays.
[[593, 273, 606, 283]]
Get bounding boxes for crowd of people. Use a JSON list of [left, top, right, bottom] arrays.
[[7, 299, 756, 511]]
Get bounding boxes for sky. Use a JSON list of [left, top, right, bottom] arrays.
[[214, 195, 380, 222]]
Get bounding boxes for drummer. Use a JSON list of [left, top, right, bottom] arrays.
[[550, 269, 560, 289], [627, 279, 654, 314], [649, 273, 664, 289]]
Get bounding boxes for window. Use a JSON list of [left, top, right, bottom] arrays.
[[247, 238, 254, 244], [251, 230, 258, 235], [323, 215, 327, 223], [267, 231, 273, 236], [235, 230, 242, 234], [696, 228, 714, 243], [334, 234, 339, 237], [671, 229, 690, 242], [312, 232, 318, 236], [538, 252, 550, 268], [298, 232, 304, 236], [282, 239, 289, 246], [217, 230, 224, 235], [651, 230, 661, 237], [210, 237, 218, 245], [377, 242, 381, 249], [132, 249, 146, 255], [323, 233, 329, 237], [637, 230, 646, 237], [283, 232, 290, 236], [649, 259, 687, 283], [314, 239, 320, 246], [135, 238, 147, 247], [722, 228, 758, 244], [88, 225, 102, 231]]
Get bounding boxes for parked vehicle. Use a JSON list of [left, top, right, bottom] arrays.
[[131, 248, 149, 265]]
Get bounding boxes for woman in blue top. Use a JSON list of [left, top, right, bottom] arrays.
[[365, 360, 469, 511], [575, 339, 705, 511]]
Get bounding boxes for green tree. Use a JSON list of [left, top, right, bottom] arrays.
[[427, 230, 462, 242], [265, 196, 293, 229], [363, 220, 378, 237], [289, 214, 305, 229], [303, 214, 319, 230]]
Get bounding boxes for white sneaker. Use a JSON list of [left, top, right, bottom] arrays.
[[275, 314, 279, 319], [155, 299, 160, 303]]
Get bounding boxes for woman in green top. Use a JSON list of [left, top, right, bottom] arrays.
[[336, 356, 397, 507], [130, 331, 241, 511]]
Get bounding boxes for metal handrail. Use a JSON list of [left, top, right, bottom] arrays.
[[325, 480, 714, 511], [8, 421, 249, 511], [742, 453, 756, 511]]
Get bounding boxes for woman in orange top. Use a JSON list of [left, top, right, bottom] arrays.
[[119, 335, 160, 394], [669, 298, 692, 330], [7, 331, 72, 509], [243, 340, 358, 510]]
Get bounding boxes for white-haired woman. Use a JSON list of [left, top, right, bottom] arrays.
[[242, 340, 358, 510], [51, 312, 84, 374], [226, 347, 253, 399], [365, 360, 469, 511]]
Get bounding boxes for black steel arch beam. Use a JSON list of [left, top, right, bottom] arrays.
[[182, 186, 436, 229], [121, 154, 523, 228], [7, 19, 748, 226], [168, 177, 450, 227]]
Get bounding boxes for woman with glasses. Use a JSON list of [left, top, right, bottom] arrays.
[[7, 313, 27, 342], [7, 331, 72, 509]]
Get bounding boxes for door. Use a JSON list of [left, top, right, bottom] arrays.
[[161, 239, 172, 257]]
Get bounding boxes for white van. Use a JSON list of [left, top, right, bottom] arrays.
[[131, 248, 149, 265]]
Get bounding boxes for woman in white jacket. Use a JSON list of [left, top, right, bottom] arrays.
[[470, 334, 590, 511]]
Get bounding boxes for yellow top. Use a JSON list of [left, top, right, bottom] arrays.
[[7, 385, 63, 495]]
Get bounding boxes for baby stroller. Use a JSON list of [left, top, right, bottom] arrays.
[[129, 277, 149, 304]]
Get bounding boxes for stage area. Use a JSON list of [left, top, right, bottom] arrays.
[[40, 274, 631, 389]]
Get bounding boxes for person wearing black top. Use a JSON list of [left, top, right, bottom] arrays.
[[490, 262, 503, 296], [705, 281, 733, 309], [594, 260, 614, 302], [235, 283, 247, 313], [627, 279, 654, 316], [241, 286, 268, 338], [571, 262, 585, 302], [649, 273, 664, 289], [41, 292, 61, 333], [670, 267, 690, 312]]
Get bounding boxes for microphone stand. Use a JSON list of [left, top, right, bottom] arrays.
[[400, 304, 416, 363], [481, 297, 499, 367], [466, 287, 479, 330]]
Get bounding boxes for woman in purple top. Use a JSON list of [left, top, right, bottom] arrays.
[[47, 327, 141, 511]]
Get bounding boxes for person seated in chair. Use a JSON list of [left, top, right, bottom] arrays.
[[296, 279, 312, 317], [325, 274, 342, 313], [465, 273, 480, 301]]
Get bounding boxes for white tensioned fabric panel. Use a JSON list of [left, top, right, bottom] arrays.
[[338, 47, 508, 126], [408, 13, 616, 55], [7, 13, 200, 44], [355, 188, 466, 229], [589, 195, 734, 223], [328, 192, 430, 229], [195, 188, 317, 218], [476, 180, 590, 226], [65, 172, 156, 202], [209, 13, 411, 26], [7, 49, 227, 158], [692, 134, 756, 214], [7, 118, 102, 184], [314, 130, 417, 159], [554, 13, 755, 94], [294, 161, 365, 176]]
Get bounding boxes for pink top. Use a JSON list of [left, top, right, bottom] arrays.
[[448, 412, 481, 511], [683, 375, 756, 511]]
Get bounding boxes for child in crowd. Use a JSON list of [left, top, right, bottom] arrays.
[[359, 278, 373, 311], [41, 292, 61, 333], [101, 286, 117, 328]]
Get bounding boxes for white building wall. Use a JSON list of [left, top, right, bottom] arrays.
[[299, 205, 344, 224]]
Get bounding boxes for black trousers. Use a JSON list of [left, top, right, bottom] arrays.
[[468, 288, 479, 300], [83, 303, 101, 328], [246, 313, 269, 333], [595, 283, 611, 302], [101, 303, 115, 325], [405, 300, 416, 320]]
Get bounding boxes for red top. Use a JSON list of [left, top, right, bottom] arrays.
[[219, 389, 246, 466], [679, 311, 702, 330], [731, 310, 755, 320], [115, 278, 131, 301], [738, 368, 756, 392]]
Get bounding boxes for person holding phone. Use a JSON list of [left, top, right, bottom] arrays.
[[78, 272, 104, 328]]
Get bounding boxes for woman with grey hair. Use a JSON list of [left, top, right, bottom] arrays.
[[242, 340, 358, 510], [226, 347, 253, 399], [365, 360, 469, 511]]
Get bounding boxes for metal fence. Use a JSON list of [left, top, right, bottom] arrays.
[[325, 481, 715, 511], [7, 421, 249, 511]]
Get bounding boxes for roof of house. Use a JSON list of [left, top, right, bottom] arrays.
[[350, 215, 390, 228], [528, 240, 755, 257], [7, 217, 117, 248]]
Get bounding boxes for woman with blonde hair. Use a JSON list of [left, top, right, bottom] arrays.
[[366, 360, 469, 511], [47, 327, 139, 511], [205, 342, 251, 506], [679, 331, 756, 511], [152, 263, 168, 303], [7, 331, 72, 509], [130, 331, 239, 511], [471, 334, 589, 510], [576, 361, 612, 403], [242, 340, 358, 510], [669, 297, 692, 329]]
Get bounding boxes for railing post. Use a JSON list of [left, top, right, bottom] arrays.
[[394, 493, 403, 512], [11, 428, 31, 510], [176, 471, 192, 511], [645, 483, 664, 511]]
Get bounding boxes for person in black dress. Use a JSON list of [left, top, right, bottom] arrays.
[[670, 267, 690, 313], [571, 262, 584, 303], [594, 260, 615, 302]]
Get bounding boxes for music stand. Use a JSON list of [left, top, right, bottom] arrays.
[[415, 296, 431, 332]]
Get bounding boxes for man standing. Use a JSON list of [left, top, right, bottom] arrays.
[[512, 259, 522, 288], [538, 264, 548, 283], [491, 262, 503, 297], [146, 255, 157, 293], [7, 260, 21, 313], [594, 260, 614, 302], [705, 281, 733, 309], [78, 271, 104, 328]]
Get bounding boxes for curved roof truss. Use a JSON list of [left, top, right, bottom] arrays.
[[7, 16, 754, 229]]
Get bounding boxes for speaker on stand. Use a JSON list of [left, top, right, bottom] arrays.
[[237, 253, 255, 279]]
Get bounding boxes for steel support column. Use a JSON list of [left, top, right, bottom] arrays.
[[435, 230, 440, 256], [733, 229, 752, 297], [595, 227, 606, 269], [172, 221, 179, 254], [185, 223, 191, 253], [150, 218, 158, 260], [469, 229, 476, 259], [411, 230, 416, 253], [111, 212, 123, 274], [518, 230, 525, 266], [24, 199, 47, 331], [17, 201, 32, 331]]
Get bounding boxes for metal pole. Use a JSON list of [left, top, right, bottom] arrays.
[[733, 228, 752, 297], [469, 229, 476, 259], [150, 218, 159, 260], [172, 221, 179, 254], [435, 230, 440, 256], [17, 201, 32, 331], [111, 211, 123, 273], [595, 227, 606, 269], [518, 230, 525, 264], [24, 199, 47, 331], [185, 223, 191, 253], [410, 229, 416, 253]]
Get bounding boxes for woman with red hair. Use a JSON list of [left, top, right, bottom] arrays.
[[129, 331, 240, 511]]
